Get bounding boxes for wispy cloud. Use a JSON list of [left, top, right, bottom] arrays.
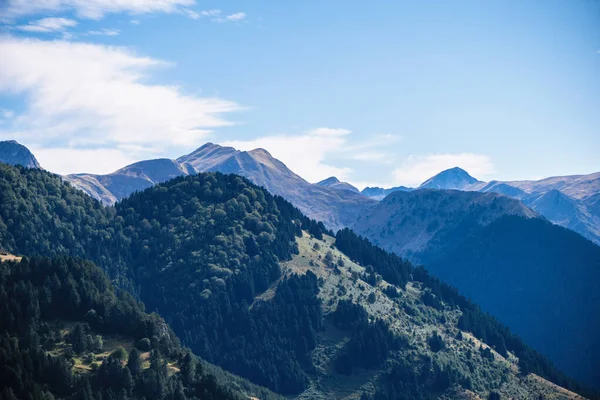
[[213, 12, 246, 23], [183, 8, 222, 19], [87, 28, 120, 36], [130, 19, 140, 25], [393, 153, 495, 186], [1, 0, 195, 20], [200, 9, 222, 17], [16, 17, 77, 33], [0, 35, 242, 174]]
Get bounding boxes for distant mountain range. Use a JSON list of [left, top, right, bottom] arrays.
[[2, 139, 598, 243], [354, 166, 600, 245]]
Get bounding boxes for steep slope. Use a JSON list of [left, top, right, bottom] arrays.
[[427, 216, 600, 389], [0, 164, 591, 399], [278, 230, 591, 399], [350, 187, 600, 389], [361, 185, 412, 200], [316, 176, 360, 193], [352, 189, 536, 261], [0, 139, 41, 169], [420, 167, 480, 190], [0, 255, 279, 400]]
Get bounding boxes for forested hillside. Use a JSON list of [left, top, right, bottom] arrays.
[[0, 163, 329, 394], [0, 256, 278, 400], [0, 163, 595, 399]]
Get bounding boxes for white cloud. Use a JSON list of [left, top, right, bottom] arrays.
[[183, 9, 200, 19], [130, 19, 140, 25], [87, 28, 120, 36], [1, 0, 195, 20], [0, 35, 241, 173], [225, 12, 246, 21], [223, 128, 352, 183], [200, 9, 221, 17], [31, 147, 139, 175], [16, 17, 77, 33], [393, 153, 495, 186], [213, 12, 246, 23]]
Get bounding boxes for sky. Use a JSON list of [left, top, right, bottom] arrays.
[[0, 0, 598, 189]]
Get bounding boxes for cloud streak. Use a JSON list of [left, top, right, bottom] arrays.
[[0, 35, 241, 173], [1, 0, 195, 20], [16, 17, 77, 33], [213, 12, 246, 23]]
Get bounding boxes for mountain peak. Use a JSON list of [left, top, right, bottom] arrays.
[[419, 166, 479, 190], [0, 140, 42, 169], [317, 176, 341, 185], [248, 148, 273, 158], [316, 176, 359, 193]]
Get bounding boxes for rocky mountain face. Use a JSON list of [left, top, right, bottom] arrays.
[[64, 143, 375, 230], [420, 167, 480, 190], [316, 176, 360, 193], [0, 140, 41, 169]]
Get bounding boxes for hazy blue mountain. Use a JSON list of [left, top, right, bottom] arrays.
[[427, 216, 600, 389], [316, 176, 360, 193], [419, 167, 480, 190], [471, 171, 600, 200], [360, 185, 412, 200], [410, 168, 600, 245], [0, 140, 41, 169]]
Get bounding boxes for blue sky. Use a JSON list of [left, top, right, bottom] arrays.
[[0, 0, 598, 188]]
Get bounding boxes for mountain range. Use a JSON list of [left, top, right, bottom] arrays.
[[64, 142, 376, 231], [357, 166, 600, 245], [0, 162, 594, 399], [1, 139, 600, 392], [4, 138, 598, 245]]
